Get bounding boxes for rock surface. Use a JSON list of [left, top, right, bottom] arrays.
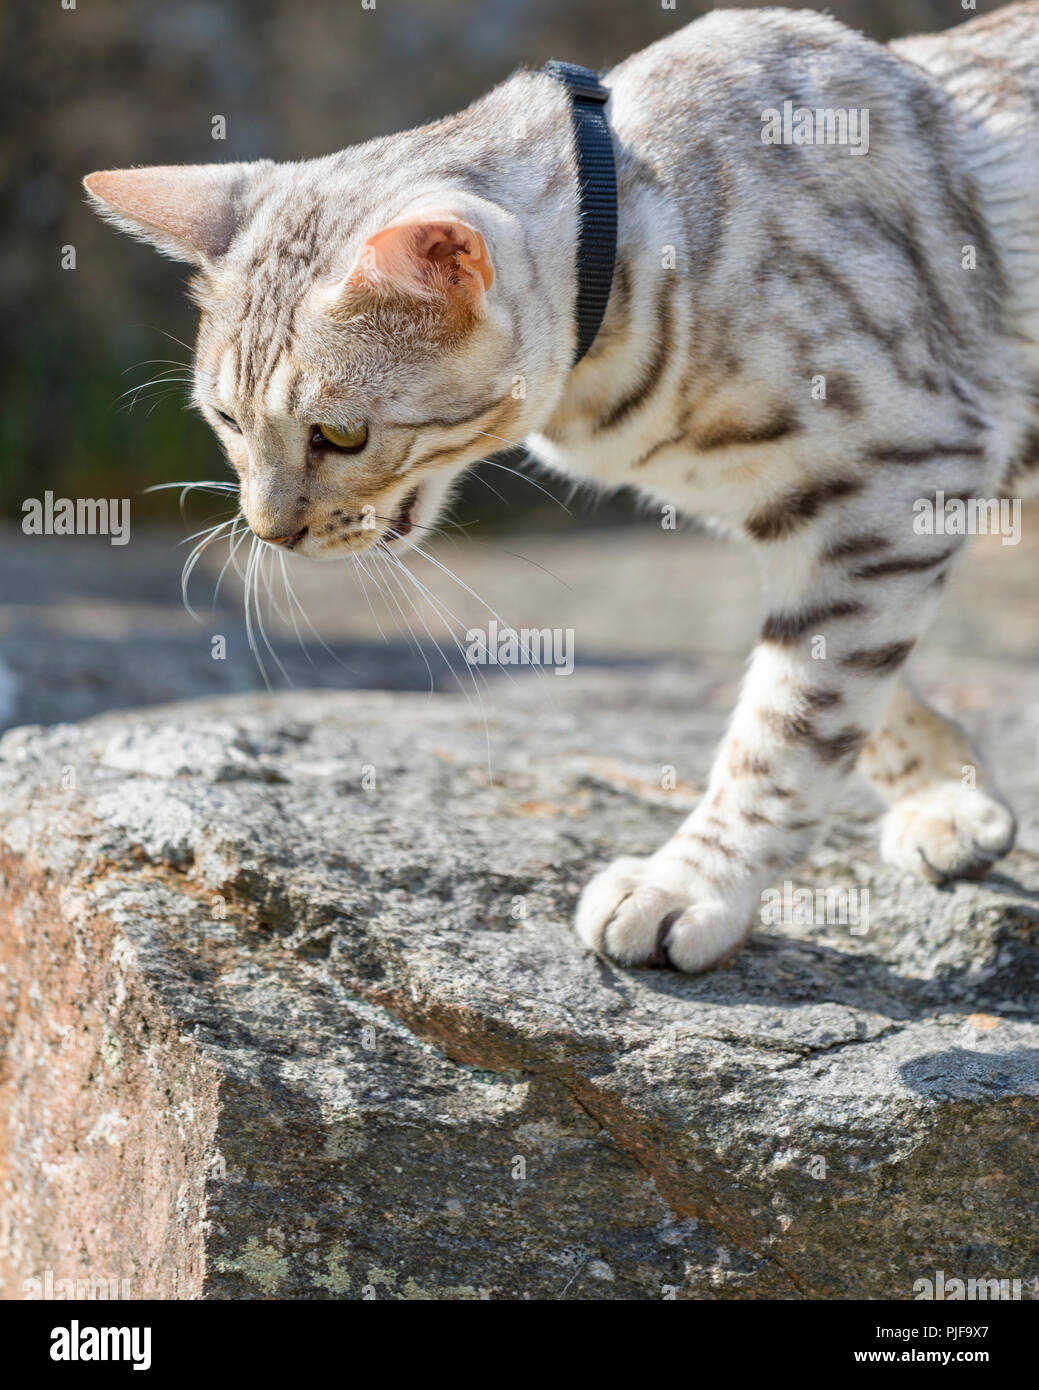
[[1, 666, 1038, 1300]]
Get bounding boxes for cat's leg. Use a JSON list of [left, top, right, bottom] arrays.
[[576, 483, 978, 972], [858, 675, 1015, 881]]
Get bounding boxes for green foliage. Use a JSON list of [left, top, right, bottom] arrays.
[[0, 322, 225, 520]]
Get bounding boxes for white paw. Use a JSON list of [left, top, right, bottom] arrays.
[[880, 780, 1016, 882], [575, 855, 751, 973]]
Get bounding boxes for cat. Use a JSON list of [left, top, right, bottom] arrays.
[[85, 2, 1039, 973]]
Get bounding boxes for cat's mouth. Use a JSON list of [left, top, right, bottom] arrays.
[[381, 485, 422, 549]]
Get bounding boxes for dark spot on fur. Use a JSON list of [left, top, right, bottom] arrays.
[[745, 477, 862, 542], [693, 405, 798, 453], [867, 441, 985, 465], [840, 640, 915, 674], [823, 370, 861, 413], [852, 546, 959, 580], [761, 600, 865, 644], [824, 532, 892, 561]]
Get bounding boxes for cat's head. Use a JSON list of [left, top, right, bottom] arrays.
[[84, 159, 545, 557]]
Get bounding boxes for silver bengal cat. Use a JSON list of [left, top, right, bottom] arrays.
[[86, 3, 1039, 972]]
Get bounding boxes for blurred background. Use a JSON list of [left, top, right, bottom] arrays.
[[0, 0, 1032, 733]]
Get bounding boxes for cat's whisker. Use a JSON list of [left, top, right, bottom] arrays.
[[375, 552, 439, 696], [120, 393, 194, 420], [138, 324, 196, 357], [372, 554, 419, 645], [121, 357, 192, 375], [472, 429, 526, 451], [118, 383, 195, 408], [212, 519, 250, 610], [257, 541, 292, 628], [115, 369, 195, 397], [118, 387, 193, 418], [146, 479, 239, 523], [212, 519, 250, 606], [145, 392, 184, 419], [372, 512, 431, 531], [275, 553, 323, 670], [146, 482, 239, 492], [370, 512, 459, 548], [177, 515, 240, 548], [227, 522, 251, 585], [381, 548, 497, 728], [387, 559, 489, 713], [378, 534, 484, 649], [383, 550, 487, 681], [180, 518, 238, 622], [471, 438, 573, 513], [147, 479, 239, 527], [393, 538, 547, 677], [371, 549, 438, 691], [277, 551, 354, 672], [353, 551, 396, 643], [146, 478, 237, 522], [244, 535, 292, 688], [276, 553, 317, 668], [466, 469, 510, 506], [385, 552, 495, 774], [349, 553, 391, 645], [241, 538, 268, 689], [115, 372, 196, 408], [471, 535, 571, 587], [388, 544, 532, 693], [395, 514, 570, 588]]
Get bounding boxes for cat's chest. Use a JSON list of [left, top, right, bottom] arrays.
[[525, 347, 800, 528]]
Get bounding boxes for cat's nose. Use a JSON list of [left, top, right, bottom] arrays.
[[254, 525, 308, 548]]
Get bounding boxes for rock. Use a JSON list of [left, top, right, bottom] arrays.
[[1, 666, 1038, 1300]]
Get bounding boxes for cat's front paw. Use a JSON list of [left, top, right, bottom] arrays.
[[575, 855, 751, 973], [880, 781, 1016, 883]]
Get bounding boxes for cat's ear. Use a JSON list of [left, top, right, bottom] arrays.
[[83, 163, 261, 265], [344, 216, 494, 306]]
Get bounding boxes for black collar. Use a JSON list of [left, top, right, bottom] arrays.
[[542, 60, 617, 365]]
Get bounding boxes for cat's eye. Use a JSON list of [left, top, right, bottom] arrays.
[[312, 421, 368, 454], [216, 411, 241, 434]]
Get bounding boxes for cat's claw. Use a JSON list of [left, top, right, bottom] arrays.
[[880, 781, 1016, 883], [575, 855, 751, 973]]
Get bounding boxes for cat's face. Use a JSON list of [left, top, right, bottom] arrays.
[[85, 161, 529, 558], [188, 234, 517, 559]]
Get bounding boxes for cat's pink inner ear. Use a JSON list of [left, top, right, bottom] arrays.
[[348, 219, 494, 301], [83, 166, 237, 263]]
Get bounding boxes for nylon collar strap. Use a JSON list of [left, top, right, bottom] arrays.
[[542, 60, 618, 365]]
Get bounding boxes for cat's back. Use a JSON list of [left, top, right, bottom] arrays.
[[603, 6, 923, 168]]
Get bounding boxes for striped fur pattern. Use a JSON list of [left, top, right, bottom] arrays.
[[86, 3, 1039, 972]]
